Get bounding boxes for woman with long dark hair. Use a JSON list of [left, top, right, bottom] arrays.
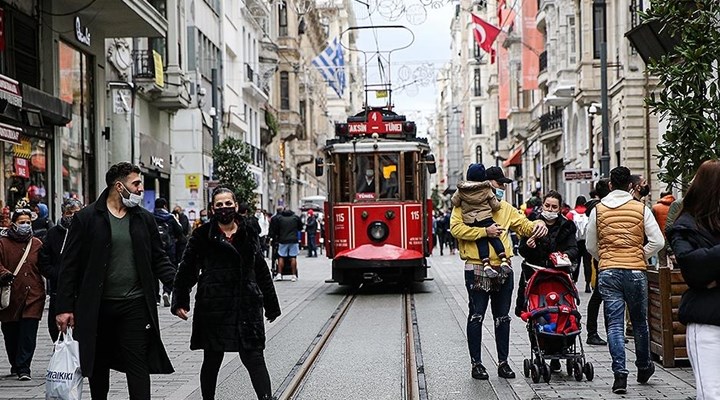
[[172, 187, 281, 400], [668, 160, 720, 399]]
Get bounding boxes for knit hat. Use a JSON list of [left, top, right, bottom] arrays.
[[466, 163, 487, 182]]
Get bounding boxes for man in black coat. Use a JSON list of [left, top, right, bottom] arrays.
[[269, 208, 302, 281], [38, 198, 83, 342], [56, 162, 177, 400]]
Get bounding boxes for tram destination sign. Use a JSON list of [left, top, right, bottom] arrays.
[[563, 168, 600, 182], [347, 121, 403, 134]]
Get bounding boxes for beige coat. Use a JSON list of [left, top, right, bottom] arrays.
[[451, 181, 501, 224]]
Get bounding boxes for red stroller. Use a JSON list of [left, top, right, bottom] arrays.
[[519, 267, 594, 383]]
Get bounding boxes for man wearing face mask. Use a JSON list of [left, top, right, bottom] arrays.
[[38, 198, 83, 342], [630, 175, 651, 202], [585, 166, 664, 394], [55, 162, 177, 400], [450, 165, 549, 381], [357, 168, 377, 194]]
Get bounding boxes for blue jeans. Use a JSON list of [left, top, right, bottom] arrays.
[[598, 269, 652, 376], [464, 269, 513, 367]]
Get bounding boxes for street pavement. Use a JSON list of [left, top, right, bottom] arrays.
[[0, 248, 698, 399]]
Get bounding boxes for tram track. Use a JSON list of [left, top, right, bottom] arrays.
[[274, 287, 427, 400]]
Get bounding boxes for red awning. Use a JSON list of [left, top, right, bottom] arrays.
[[503, 147, 523, 167]]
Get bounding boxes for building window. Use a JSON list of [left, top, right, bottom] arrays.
[[280, 72, 290, 110], [0, 10, 39, 87], [473, 68, 482, 97], [568, 16, 576, 64], [474, 106, 482, 135], [475, 146, 483, 164], [299, 99, 306, 125], [473, 43, 481, 60], [279, 1, 288, 36], [592, 0, 606, 59]]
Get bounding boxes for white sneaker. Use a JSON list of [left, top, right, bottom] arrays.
[[291, 275, 297, 282], [274, 274, 282, 281], [162, 293, 170, 307]]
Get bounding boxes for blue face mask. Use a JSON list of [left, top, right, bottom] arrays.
[[495, 188, 505, 201]]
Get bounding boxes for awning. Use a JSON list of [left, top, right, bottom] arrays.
[[21, 84, 72, 126], [503, 147, 523, 167]]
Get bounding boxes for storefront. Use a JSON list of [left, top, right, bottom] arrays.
[[0, 73, 71, 222], [58, 40, 96, 203], [139, 133, 171, 211]]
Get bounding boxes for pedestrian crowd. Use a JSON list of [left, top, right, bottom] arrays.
[[447, 161, 720, 399], [0, 161, 311, 400]]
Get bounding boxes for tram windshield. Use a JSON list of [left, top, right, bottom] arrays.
[[333, 152, 420, 202]]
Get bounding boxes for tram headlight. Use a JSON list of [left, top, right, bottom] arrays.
[[367, 221, 389, 242]]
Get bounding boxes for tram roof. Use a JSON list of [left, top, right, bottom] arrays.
[[325, 140, 430, 154]]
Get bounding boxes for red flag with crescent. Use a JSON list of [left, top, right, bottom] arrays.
[[471, 13, 501, 63]]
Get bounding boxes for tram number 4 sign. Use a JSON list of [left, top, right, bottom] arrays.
[[563, 169, 600, 182]]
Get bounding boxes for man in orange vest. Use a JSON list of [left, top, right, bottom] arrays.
[[585, 166, 664, 395], [651, 191, 675, 268]]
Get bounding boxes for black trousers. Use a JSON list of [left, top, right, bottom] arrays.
[[47, 296, 59, 343], [585, 261, 603, 336], [200, 349, 272, 400], [574, 240, 592, 283], [514, 262, 537, 317], [90, 297, 152, 400], [1, 318, 40, 376]]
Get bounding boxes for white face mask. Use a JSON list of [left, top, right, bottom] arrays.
[[120, 184, 143, 208], [541, 210, 559, 220], [366, 169, 374, 178]]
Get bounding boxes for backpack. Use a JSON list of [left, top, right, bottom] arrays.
[[571, 211, 589, 241], [157, 221, 175, 259]]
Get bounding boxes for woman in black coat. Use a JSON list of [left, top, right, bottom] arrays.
[[172, 188, 281, 400], [667, 160, 720, 400], [516, 191, 579, 305]]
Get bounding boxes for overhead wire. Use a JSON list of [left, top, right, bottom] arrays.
[[40, 0, 98, 16]]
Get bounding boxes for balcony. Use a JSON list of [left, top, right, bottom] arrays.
[[243, 63, 269, 102], [278, 110, 304, 142], [539, 109, 563, 142], [52, 0, 167, 37], [536, 0, 546, 32], [507, 109, 532, 140], [131, 50, 190, 110], [247, 144, 267, 168]]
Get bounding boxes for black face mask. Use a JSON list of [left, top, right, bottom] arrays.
[[213, 207, 236, 224], [60, 216, 73, 228], [638, 185, 650, 197]]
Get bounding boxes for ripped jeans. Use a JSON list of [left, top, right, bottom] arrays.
[[464, 269, 514, 367], [598, 269, 651, 376]]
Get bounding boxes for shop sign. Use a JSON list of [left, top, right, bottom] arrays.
[[0, 74, 22, 107], [185, 173, 200, 190], [74, 16, 91, 46], [14, 157, 29, 178], [0, 122, 22, 145], [139, 133, 171, 175]]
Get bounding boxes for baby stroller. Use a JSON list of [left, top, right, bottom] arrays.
[[519, 266, 594, 383]]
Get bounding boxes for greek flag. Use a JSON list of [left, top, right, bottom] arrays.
[[312, 37, 345, 98]]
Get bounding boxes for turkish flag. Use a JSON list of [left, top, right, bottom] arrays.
[[472, 13, 501, 63]]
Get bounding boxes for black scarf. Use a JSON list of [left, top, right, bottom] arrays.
[[7, 225, 33, 243]]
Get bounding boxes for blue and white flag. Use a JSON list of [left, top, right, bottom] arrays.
[[312, 37, 345, 98]]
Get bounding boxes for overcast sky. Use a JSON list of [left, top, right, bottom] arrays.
[[350, 0, 455, 125]]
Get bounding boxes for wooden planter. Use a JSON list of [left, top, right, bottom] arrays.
[[647, 267, 688, 367]]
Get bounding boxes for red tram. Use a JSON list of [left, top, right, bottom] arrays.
[[315, 108, 437, 285]]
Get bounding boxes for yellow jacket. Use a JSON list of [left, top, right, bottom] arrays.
[[450, 201, 539, 265]]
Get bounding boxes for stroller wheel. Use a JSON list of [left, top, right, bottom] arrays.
[[523, 359, 531, 378], [542, 363, 551, 383], [573, 361, 583, 382], [566, 360, 574, 376], [531, 364, 541, 383], [583, 362, 594, 381]]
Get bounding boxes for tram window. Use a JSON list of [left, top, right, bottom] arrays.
[[404, 152, 418, 201], [355, 155, 378, 199], [336, 154, 351, 202], [379, 154, 399, 199]]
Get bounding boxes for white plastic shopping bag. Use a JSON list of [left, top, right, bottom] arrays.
[[46, 327, 83, 400]]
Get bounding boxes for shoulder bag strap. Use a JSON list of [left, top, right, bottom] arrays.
[[12, 241, 32, 276]]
